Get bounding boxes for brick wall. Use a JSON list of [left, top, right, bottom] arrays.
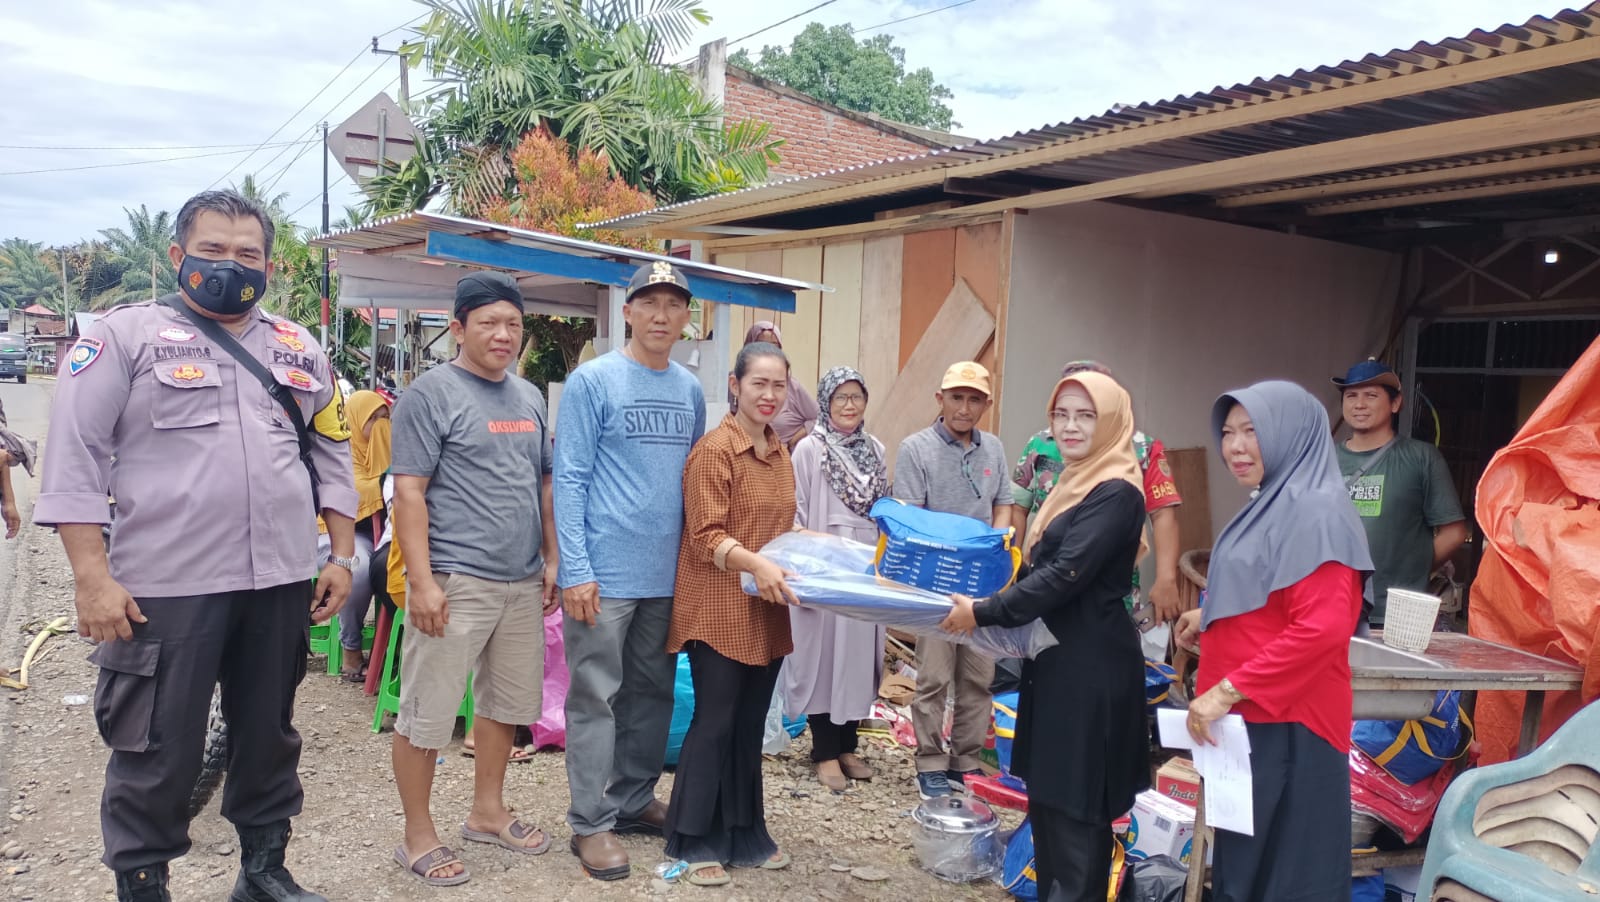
[[723, 70, 938, 178]]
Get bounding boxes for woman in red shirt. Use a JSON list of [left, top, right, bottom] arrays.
[[1176, 380, 1373, 902]]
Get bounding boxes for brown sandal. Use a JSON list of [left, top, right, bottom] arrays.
[[394, 844, 470, 886]]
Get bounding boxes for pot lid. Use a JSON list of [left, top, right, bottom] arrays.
[[912, 796, 998, 832]]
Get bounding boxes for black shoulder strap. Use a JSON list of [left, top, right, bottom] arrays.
[[160, 295, 322, 513], [1344, 437, 1397, 491]]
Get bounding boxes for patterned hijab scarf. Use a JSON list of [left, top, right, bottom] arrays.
[[814, 366, 890, 519]]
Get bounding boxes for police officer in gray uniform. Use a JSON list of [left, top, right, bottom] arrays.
[[35, 190, 359, 902]]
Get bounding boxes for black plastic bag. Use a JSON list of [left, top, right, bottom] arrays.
[[1127, 855, 1192, 902]]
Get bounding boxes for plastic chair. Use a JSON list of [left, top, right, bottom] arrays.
[[370, 607, 473, 734], [1419, 701, 1600, 901], [312, 611, 376, 676]]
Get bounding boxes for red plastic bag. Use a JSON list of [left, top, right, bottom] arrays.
[[1348, 747, 1463, 843], [531, 609, 569, 750], [1470, 336, 1600, 763]]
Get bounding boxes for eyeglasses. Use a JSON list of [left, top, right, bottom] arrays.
[[1050, 409, 1095, 425], [831, 392, 866, 407]]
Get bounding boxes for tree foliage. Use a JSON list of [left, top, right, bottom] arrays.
[[730, 23, 957, 131], [0, 239, 58, 310], [365, 0, 783, 216], [99, 205, 176, 305], [471, 128, 658, 386]]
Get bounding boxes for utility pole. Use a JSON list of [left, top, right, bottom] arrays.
[[319, 121, 331, 352], [58, 249, 70, 325], [371, 36, 412, 384], [370, 37, 411, 111]]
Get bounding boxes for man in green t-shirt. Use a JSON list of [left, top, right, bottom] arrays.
[[1332, 359, 1468, 625]]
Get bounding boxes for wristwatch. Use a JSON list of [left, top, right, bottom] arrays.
[[327, 554, 357, 572], [1218, 677, 1246, 703]]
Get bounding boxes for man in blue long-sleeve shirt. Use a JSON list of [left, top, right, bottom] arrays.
[[554, 261, 705, 880]]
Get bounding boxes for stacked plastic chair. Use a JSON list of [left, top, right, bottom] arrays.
[[1419, 701, 1600, 901]]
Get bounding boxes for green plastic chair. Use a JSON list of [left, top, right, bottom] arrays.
[[1419, 700, 1600, 901], [309, 611, 377, 676], [370, 607, 474, 734]]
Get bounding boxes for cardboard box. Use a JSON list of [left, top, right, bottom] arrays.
[[1123, 790, 1197, 864], [1156, 757, 1201, 809]]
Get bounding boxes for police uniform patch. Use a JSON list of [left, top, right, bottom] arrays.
[[158, 327, 196, 343], [273, 320, 298, 335], [67, 338, 103, 376], [274, 332, 306, 352], [313, 380, 351, 442], [171, 364, 206, 381], [286, 369, 313, 389]]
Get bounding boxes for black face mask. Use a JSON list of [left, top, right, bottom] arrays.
[[178, 256, 267, 316]]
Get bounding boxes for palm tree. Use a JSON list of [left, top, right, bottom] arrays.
[[365, 0, 781, 216], [0, 238, 60, 309], [100, 205, 177, 305]]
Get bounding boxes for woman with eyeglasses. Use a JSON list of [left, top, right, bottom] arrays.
[[941, 372, 1149, 902], [779, 367, 891, 793]]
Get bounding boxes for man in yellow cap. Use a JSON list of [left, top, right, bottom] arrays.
[[891, 361, 1013, 799]]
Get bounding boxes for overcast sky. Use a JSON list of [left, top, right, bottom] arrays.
[[0, 0, 1563, 246]]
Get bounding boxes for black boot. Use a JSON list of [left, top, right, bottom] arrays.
[[228, 822, 328, 902], [114, 864, 171, 902]]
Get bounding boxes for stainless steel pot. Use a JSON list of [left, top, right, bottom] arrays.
[[911, 796, 1001, 882]]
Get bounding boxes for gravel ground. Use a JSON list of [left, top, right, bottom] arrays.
[[0, 384, 1017, 901]]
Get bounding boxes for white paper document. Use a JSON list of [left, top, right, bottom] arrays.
[[1156, 709, 1256, 836]]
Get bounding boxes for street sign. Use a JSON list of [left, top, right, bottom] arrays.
[[328, 92, 420, 185]]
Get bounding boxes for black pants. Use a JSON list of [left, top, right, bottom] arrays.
[[1211, 721, 1351, 902], [93, 583, 312, 872], [370, 543, 396, 618], [663, 642, 781, 868], [1030, 803, 1112, 902], [808, 715, 859, 763]]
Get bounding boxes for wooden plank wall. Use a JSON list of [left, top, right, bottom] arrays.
[[712, 220, 1006, 450]]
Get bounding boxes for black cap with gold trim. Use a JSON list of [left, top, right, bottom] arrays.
[[626, 260, 693, 303]]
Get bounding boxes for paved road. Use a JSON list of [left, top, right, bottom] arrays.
[[0, 377, 53, 629], [0, 377, 55, 830]]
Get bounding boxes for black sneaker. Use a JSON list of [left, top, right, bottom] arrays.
[[917, 771, 954, 800], [946, 769, 983, 792]]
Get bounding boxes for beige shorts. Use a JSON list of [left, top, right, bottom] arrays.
[[394, 571, 545, 750]]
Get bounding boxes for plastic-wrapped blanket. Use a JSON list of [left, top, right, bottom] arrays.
[[740, 531, 1058, 660]]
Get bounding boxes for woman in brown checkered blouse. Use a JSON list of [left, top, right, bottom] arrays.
[[663, 342, 800, 885]]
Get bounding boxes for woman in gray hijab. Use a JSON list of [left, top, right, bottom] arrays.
[[1175, 381, 1373, 902]]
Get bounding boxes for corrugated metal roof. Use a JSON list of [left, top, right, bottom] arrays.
[[589, 3, 1600, 231], [311, 211, 825, 292]]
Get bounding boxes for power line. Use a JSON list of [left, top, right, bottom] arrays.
[[728, 0, 841, 48], [856, 0, 978, 34], [249, 63, 395, 190], [284, 172, 350, 224], [259, 135, 323, 198], [205, 10, 423, 190], [376, 11, 426, 39], [204, 45, 370, 191], [0, 140, 316, 152], [0, 145, 317, 177]]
